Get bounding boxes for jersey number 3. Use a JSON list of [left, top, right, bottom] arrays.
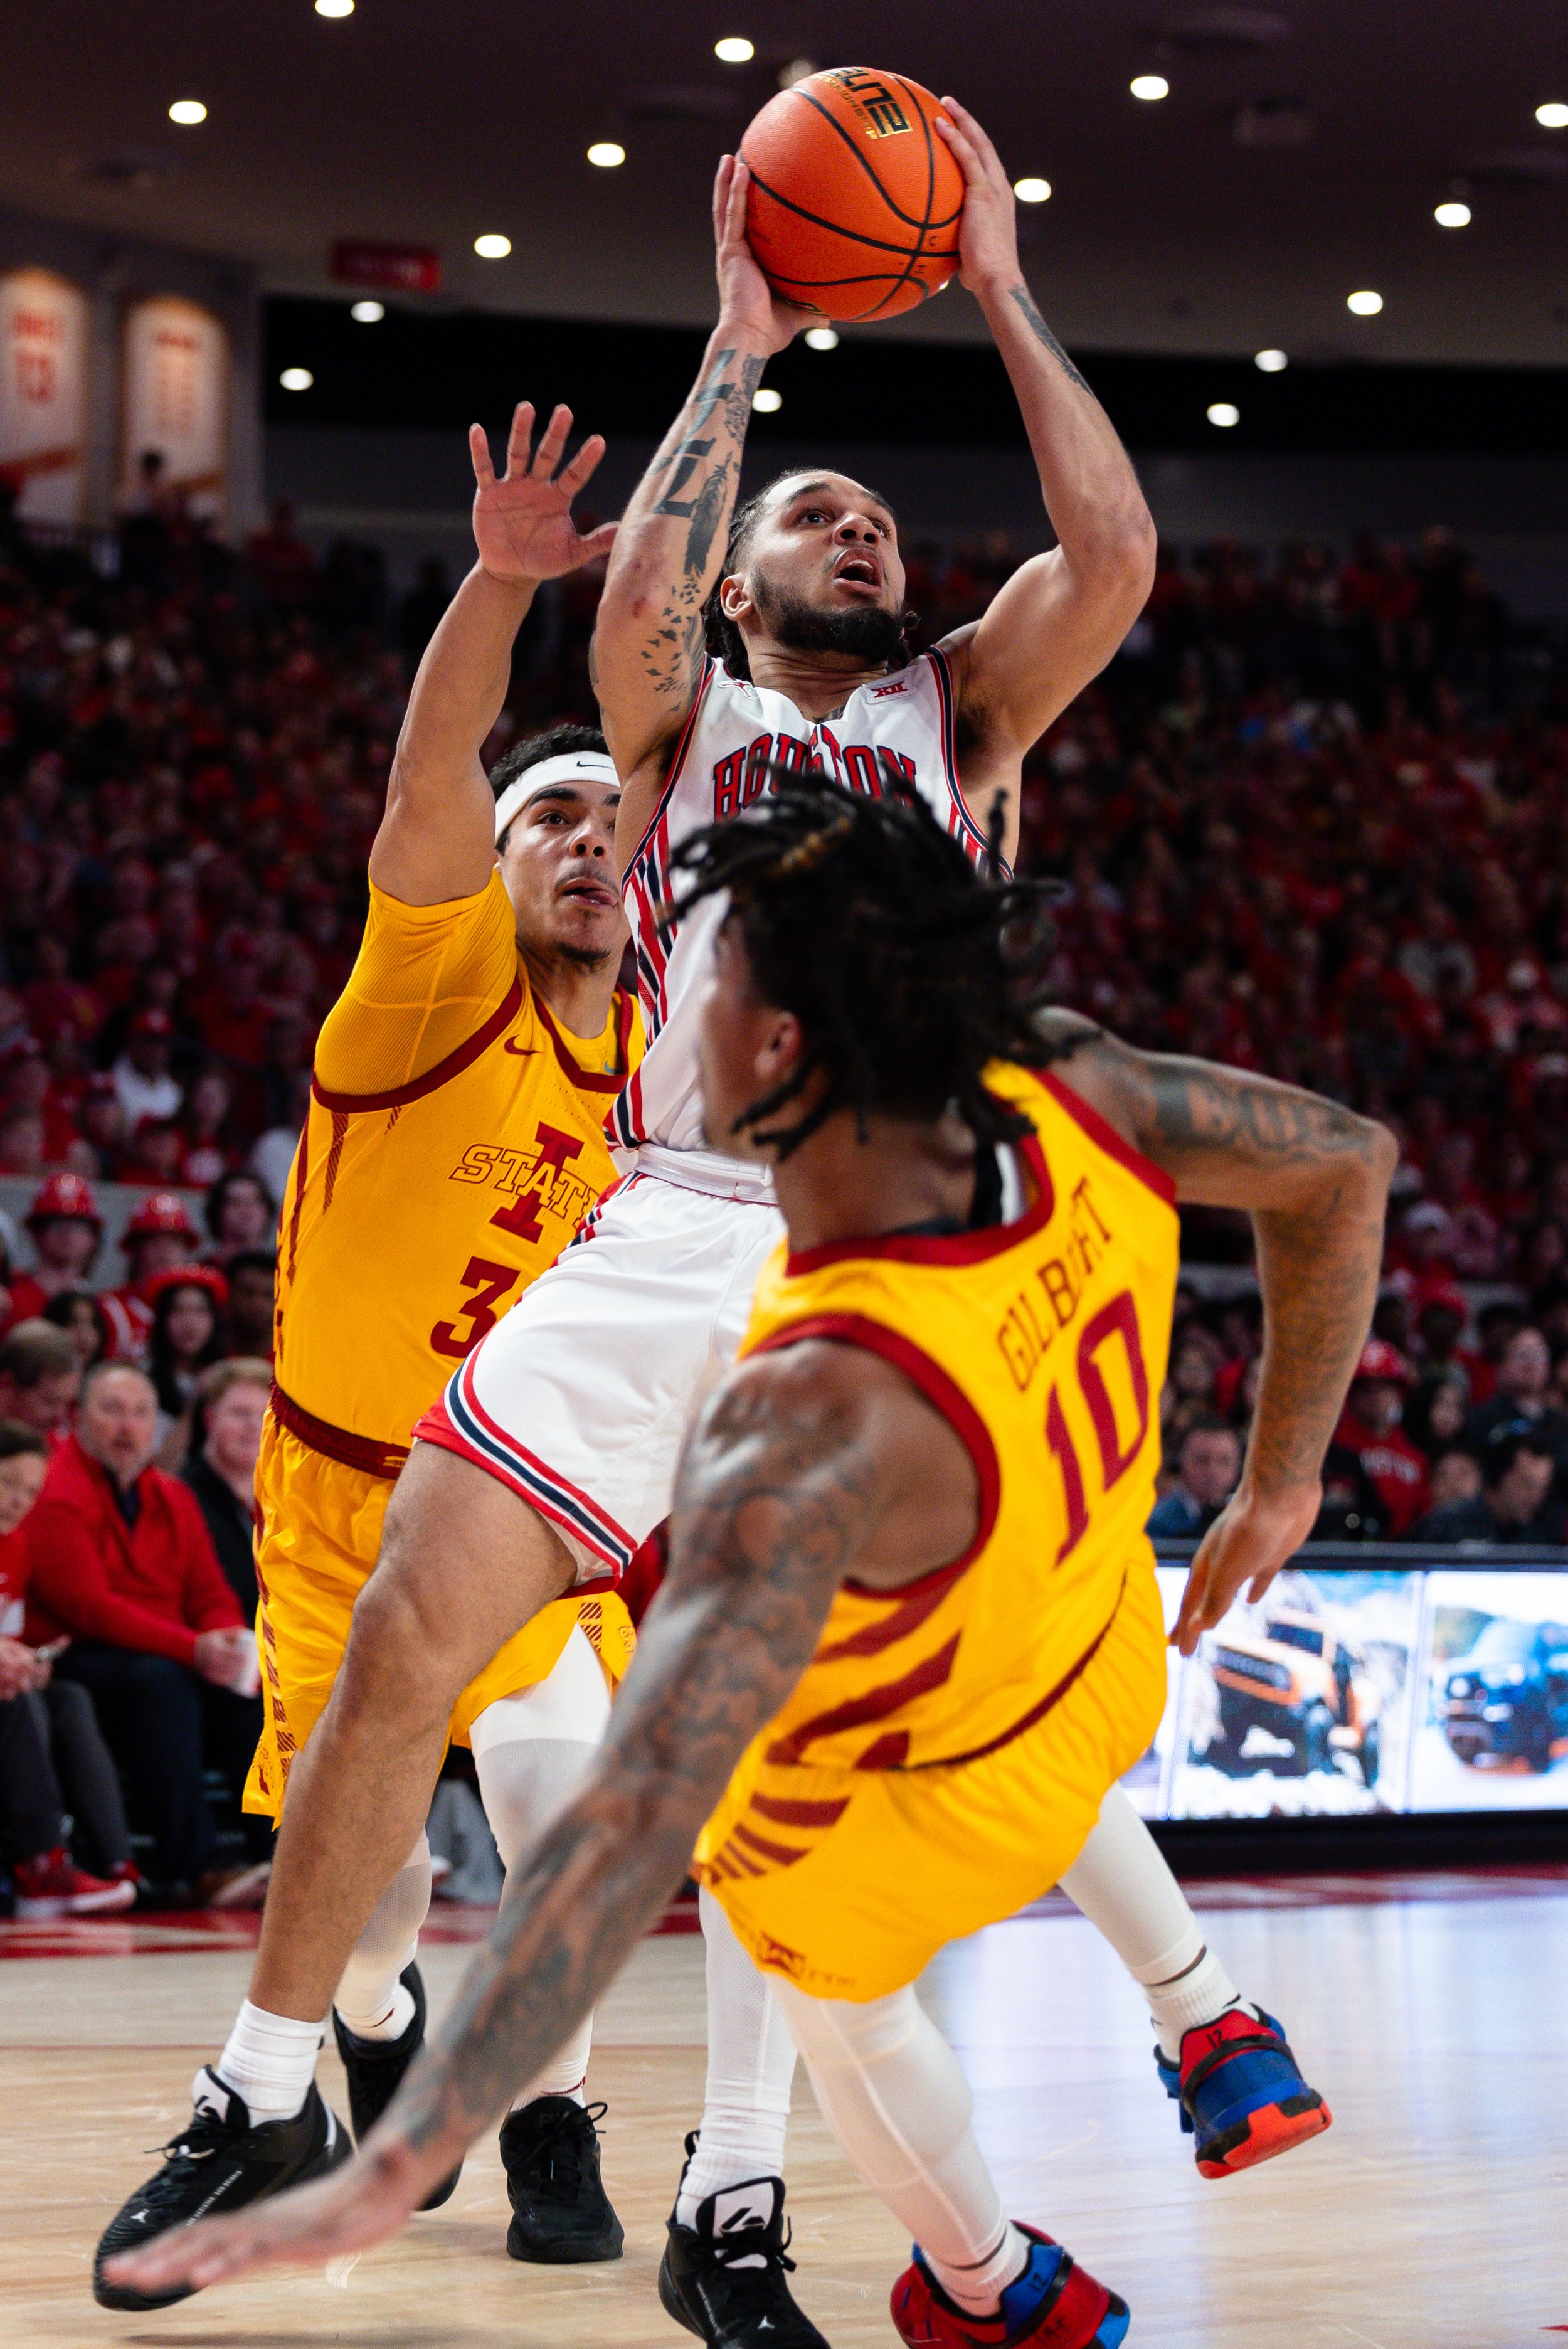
[[1044, 1290, 1150, 1562], [430, 1256, 522, 1360]]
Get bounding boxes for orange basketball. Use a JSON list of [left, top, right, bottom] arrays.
[[740, 68, 965, 323]]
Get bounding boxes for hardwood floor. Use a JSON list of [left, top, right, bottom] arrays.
[[3, 1875, 1565, 2348]]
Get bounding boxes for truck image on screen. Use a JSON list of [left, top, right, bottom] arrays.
[[1204, 1608, 1382, 1786], [1440, 1616, 1568, 1773]]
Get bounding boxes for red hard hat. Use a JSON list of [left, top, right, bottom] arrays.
[[124, 1190, 198, 1241], [143, 1262, 230, 1311], [26, 1170, 102, 1231], [1354, 1338, 1411, 1386]]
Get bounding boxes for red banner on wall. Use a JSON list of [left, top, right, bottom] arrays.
[[330, 241, 441, 294]]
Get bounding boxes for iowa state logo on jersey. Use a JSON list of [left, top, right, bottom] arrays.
[[713, 729, 918, 820]]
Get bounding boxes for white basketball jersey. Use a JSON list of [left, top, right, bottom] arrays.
[[613, 649, 992, 1159]]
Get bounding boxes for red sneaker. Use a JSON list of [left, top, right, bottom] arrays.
[[14, 1846, 137, 1921], [891, 2224, 1129, 2347]]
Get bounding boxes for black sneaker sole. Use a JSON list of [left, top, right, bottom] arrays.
[[92, 2120, 353, 2311], [657, 2246, 705, 2338], [507, 2208, 625, 2264]]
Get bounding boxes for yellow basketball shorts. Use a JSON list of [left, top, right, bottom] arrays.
[[244, 1413, 634, 1822], [694, 1564, 1167, 2001]]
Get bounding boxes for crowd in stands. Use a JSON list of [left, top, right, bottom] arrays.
[[1, 475, 1566, 1911]]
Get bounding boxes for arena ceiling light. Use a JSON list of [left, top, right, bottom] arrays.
[[474, 233, 512, 258], [752, 386, 782, 412], [1536, 102, 1568, 129], [1254, 347, 1288, 371], [1014, 177, 1052, 203], [804, 326, 839, 350], [167, 99, 207, 125], [1347, 287, 1384, 314], [315, 0, 354, 15], [587, 142, 627, 168], [714, 37, 755, 63], [1130, 75, 1170, 101], [1434, 200, 1471, 228], [350, 299, 384, 322], [279, 368, 314, 391], [1206, 401, 1240, 427]]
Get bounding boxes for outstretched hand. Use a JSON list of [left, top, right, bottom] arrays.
[[712, 153, 822, 353], [99, 2134, 440, 2298], [1171, 1481, 1322, 1657], [935, 95, 1023, 295], [470, 403, 618, 585]]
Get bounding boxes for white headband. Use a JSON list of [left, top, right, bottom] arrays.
[[494, 750, 618, 843]]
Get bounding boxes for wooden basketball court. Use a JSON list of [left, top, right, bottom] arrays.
[[3, 1870, 1564, 2349]]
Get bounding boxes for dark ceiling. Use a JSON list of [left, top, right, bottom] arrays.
[[9, 1, 1568, 365]]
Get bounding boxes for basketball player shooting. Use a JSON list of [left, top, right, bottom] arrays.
[[105, 785, 1394, 2347]]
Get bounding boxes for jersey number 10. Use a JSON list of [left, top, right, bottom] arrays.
[[1043, 1290, 1151, 1562]]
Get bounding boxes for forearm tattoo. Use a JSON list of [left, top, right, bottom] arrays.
[[388, 1369, 871, 2163], [1009, 285, 1093, 397]]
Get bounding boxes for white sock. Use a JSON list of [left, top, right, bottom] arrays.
[[216, 1999, 326, 2125], [771, 1976, 1025, 2316], [1057, 1782, 1244, 2059], [676, 1888, 797, 2225], [332, 1834, 432, 2043], [472, 1632, 610, 2116]]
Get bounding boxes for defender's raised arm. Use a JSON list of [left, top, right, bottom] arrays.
[[591, 159, 807, 835], [372, 401, 615, 906]]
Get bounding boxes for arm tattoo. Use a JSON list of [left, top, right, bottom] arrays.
[[1139, 1056, 1380, 1169], [1009, 286, 1093, 398], [631, 346, 765, 701], [387, 1367, 874, 2162]]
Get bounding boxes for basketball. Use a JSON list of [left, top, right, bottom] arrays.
[[740, 67, 965, 322]]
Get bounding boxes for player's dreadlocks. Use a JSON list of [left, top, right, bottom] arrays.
[[668, 771, 1062, 1159]]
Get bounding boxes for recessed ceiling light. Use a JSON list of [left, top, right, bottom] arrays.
[[1207, 401, 1240, 428], [1347, 288, 1384, 315], [752, 386, 782, 413], [350, 299, 384, 322], [778, 58, 817, 89], [804, 326, 839, 350], [714, 36, 754, 63], [1014, 177, 1052, 204], [474, 233, 512, 258], [315, 0, 354, 15], [1434, 201, 1471, 228], [279, 368, 314, 391], [1130, 75, 1170, 102], [1537, 102, 1568, 129], [1254, 347, 1288, 372], [587, 142, 626, 168], [167, 99, 207, 125]]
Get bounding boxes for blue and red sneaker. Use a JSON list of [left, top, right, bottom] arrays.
[[890, 2223, 1129, 2347], [1155, 2005, 1331, 2178]]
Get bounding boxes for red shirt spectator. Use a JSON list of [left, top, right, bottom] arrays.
[[1334, 1340, 1430, 1535], [26, 1424, 242, 1667]]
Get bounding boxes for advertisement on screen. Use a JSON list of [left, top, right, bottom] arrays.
[[1409, 1572, 1568, 1811]]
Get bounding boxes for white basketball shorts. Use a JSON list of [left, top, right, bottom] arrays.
[[413, 1151, 784, 1583]]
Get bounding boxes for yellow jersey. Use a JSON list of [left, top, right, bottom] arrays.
[[273, 872, 640, 1461], [726, 1060, 1177, 1778]]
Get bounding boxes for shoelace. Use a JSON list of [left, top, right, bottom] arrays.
[[513, 2100, 607, 2197], [127, 2115, 232, 2215]]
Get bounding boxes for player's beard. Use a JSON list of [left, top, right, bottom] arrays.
[[751, 571, 906, 666]]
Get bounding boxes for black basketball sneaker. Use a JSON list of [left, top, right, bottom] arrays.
[[92, 2068, 351, 2311], [659, 2134, 829, 2349], [332, 1961, 460, 2210], [498, 2094, 625, 2262]]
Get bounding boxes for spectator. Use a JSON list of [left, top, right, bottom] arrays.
[[100, 1192, 202, 1360], [180, 1068, 237, 1189], [1465, 1327, 1568, 1478], [204, 1170, 277, 1266], [0, 1422, 135, 1917], [182, 1359, 269, 1621], [25, 1362, 262, 1902], [1148, 1417, 1240, 1537], [75, 1074, 126, 1180], [40, 1288, 112, 1374], [5, 1173, 103, 1324], [1333, 1340, 1430, 1535], [0, 1320, 82, 1442], [146, 1270, 229, 1463], [110, 1009, 183, 1131], [224, 1249, 277, 1360], [1423, 1446, 1483, 1517], [1463, 1302, 1527, 1407], [248, 1072, 309, 1210], [1409, 1421, 1566, 1545], [1404, 1369, 1470, 1462], [1412, 1288, 1470, 1387], [1312, 1443, 1387, 1542]]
